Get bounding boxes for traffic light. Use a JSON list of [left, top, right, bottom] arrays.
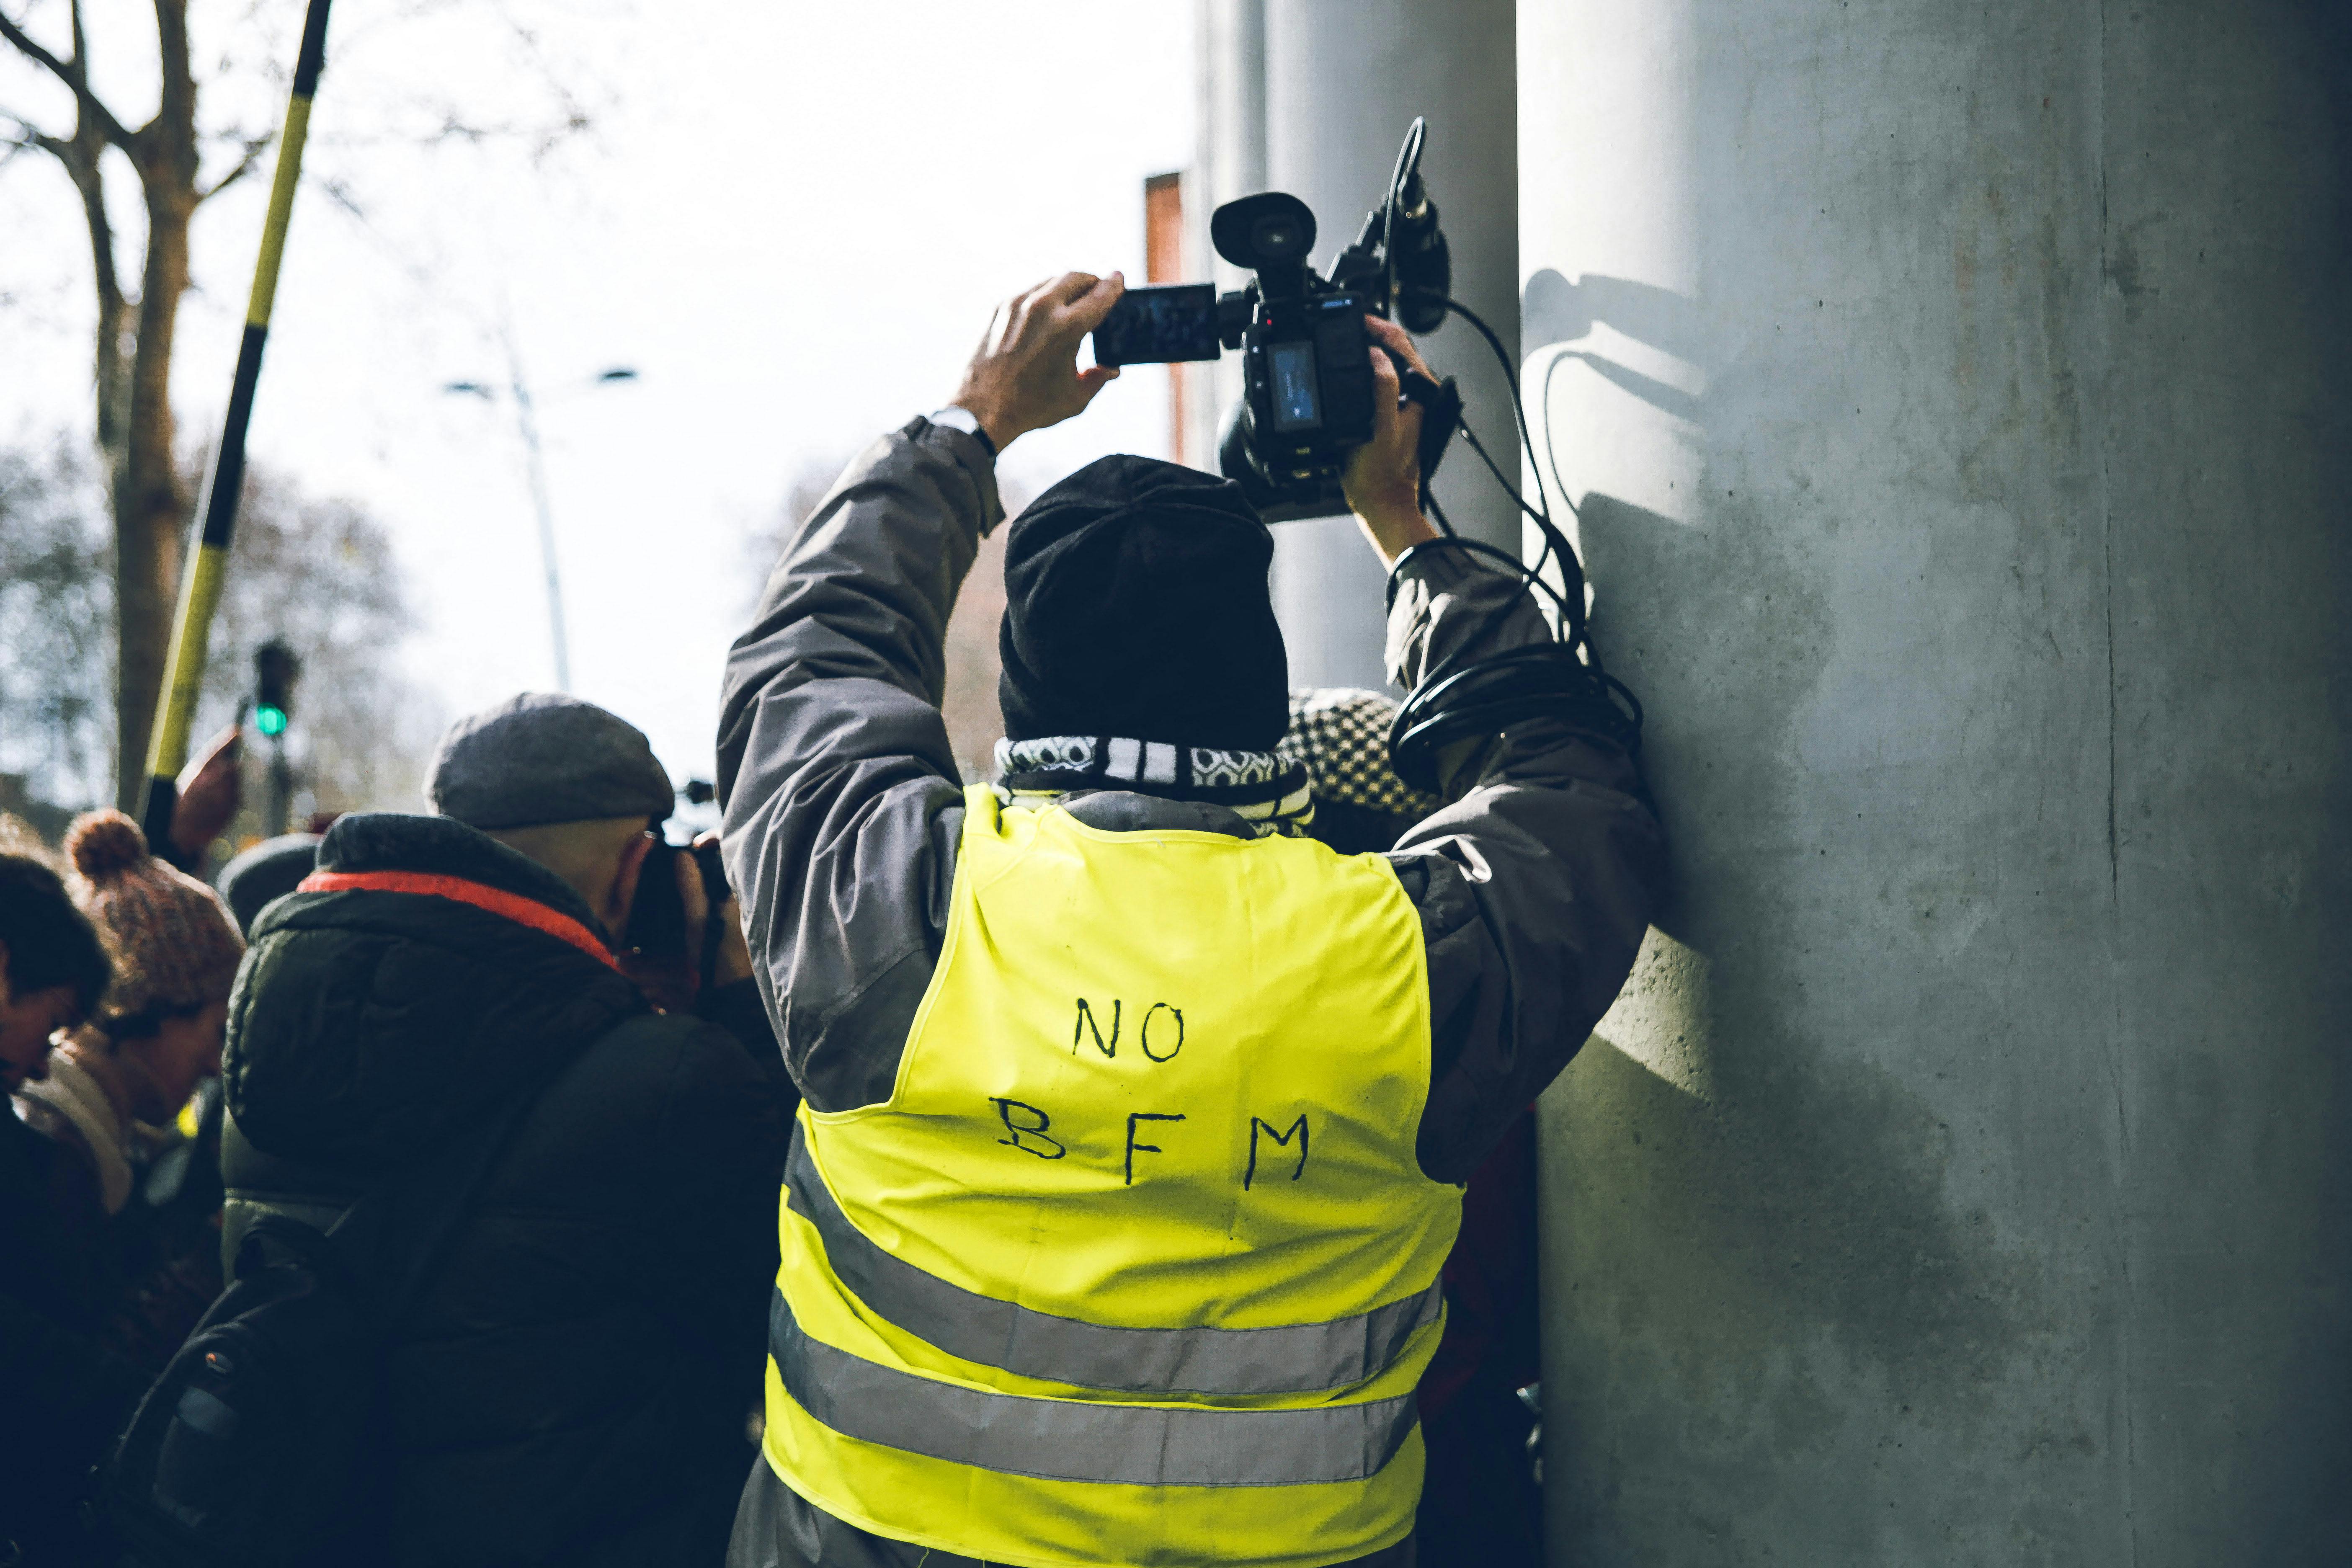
[[254, 640, 302, 738]]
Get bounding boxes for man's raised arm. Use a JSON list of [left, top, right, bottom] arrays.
[[1347, 314, 1668, 1183], [714, 272, 1122, 1112]]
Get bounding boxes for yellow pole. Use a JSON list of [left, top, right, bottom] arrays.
[[139, 0, 333, 849]]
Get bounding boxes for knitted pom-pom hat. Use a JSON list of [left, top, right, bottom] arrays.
[[64, 809, 244, 1024]]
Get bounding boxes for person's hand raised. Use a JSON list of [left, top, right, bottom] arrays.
[[692, 831, 754, 989], [171, 724, 245, 860], [951, 272, 1125, 451], [1342, 314, 1442, 565]]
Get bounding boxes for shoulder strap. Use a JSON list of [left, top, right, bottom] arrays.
[[320, 1047, 577, 1325]]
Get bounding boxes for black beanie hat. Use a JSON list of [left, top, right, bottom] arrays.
[[998, 456, 1288, 751]]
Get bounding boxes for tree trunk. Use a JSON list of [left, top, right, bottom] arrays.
[[111, 179, 193, 810], [56, 134, 132, 468], [109, 0, 199, 810], [54, 139, 136, 760]]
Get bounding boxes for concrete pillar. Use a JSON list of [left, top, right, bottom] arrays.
[[1232, 0, 1519, 691], [1520, 0, 2352, 1561], [1193, 1, 1267, 475]]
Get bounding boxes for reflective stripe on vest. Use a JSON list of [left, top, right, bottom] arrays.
[[769, 1287, 1420, 1486], [784, 1132, 1445, 1396], [764, 785, 1459, 1568]]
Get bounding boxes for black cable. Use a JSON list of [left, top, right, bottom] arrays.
[[1385, 531, 1586, 730], [1388, 526, 1585, 665], [1432, 294, 1566, 532], [1388, 645, 1644, 793], [1380, 119, 1427, 327], [1385, 535, 1568, 616], [1420, 293, 1589, 629], [1428, 411, 1588, 653], [1378, 289, 1643, 791], [1455, 419, 1547, 531]]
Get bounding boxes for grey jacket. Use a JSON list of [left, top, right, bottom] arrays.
[[714, 416, 1666, 1568]]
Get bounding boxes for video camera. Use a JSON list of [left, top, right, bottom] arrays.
[[1096, 118, 1648, 778], [1093, 119, 1463, 521], [623, 778, 730, 980]]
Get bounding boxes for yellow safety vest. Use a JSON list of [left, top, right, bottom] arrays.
[[763, 785, 1461, 1568]]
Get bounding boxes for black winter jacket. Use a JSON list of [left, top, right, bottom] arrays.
[[0, 1109, 150, 1566], [221, 812, 788, 1568]]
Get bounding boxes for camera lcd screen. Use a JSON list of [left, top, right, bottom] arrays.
[[1092, 284, 1222, 366], [1269, 340, 1323, 431]]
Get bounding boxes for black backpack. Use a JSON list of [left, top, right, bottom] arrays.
[[97, 1076, 557, 1568]]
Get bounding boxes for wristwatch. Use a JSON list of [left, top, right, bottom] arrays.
[[926, 405, 997, 458]]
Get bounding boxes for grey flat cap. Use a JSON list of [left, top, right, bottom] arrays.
[[215, 831, 321, 934], [427, 693, 674, 830]]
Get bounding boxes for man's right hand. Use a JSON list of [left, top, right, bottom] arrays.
[[1343, 315, 1443, 565], [951, 271, 1125, 452]]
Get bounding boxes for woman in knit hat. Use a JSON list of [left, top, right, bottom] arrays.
[[14, 808, 245, 1216]]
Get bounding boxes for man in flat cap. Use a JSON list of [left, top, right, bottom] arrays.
[[220, 694, 792, 1567], [717, 273, 1663, 1567]]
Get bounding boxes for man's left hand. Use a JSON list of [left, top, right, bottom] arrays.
[[951, 271, 1126, 451]]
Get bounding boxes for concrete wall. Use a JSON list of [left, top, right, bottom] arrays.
[[1202, 0, 1520, 691], [1520, 0, 2352, 1560], [1189, 0, 1266, 475]]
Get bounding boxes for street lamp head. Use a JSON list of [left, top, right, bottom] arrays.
[[596, 367, 640, 383], [444, 380, 495, 398]]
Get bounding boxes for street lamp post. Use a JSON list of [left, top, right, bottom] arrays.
[[446, 356, 639, 692]]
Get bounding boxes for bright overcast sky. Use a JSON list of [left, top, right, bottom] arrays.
[[2, 0, 1194, 798]]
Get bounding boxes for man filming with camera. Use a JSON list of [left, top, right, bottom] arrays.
[[717, 268, 1664, 1568]]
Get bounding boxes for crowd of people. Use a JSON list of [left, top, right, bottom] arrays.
[[3, 704, 799, 1565], [2, 273, 1663, 1568], [3, 808, 248, 1560]]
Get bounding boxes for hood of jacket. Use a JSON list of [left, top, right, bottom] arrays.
[[224, 811, 648, 1169]]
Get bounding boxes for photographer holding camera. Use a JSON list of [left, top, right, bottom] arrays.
[[716, 265, 1663, 1568]]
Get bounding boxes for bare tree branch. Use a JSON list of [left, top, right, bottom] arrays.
[[196, 129, 272, 202], [9, 0, 615, 808], [1, 102, 54, 144], [500, 15, 596, 160], [0, 8, 132, 148], [150, 0, 193, 150], [1, 122, 66, 185], [68, 0, 87, 74]]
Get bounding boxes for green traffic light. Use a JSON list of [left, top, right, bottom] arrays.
[[256, 705, 288, 737]]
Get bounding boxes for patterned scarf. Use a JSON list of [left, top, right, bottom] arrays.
[[992, 690, 1443, 841], [995, 734, 1314, 837]]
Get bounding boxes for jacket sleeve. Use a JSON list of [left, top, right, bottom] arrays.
[[714, 418, 1003, 1113], [1382, 550, 1667, 1184]]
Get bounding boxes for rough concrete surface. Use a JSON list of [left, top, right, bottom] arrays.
[[1519, 0, 2352, 1560]]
